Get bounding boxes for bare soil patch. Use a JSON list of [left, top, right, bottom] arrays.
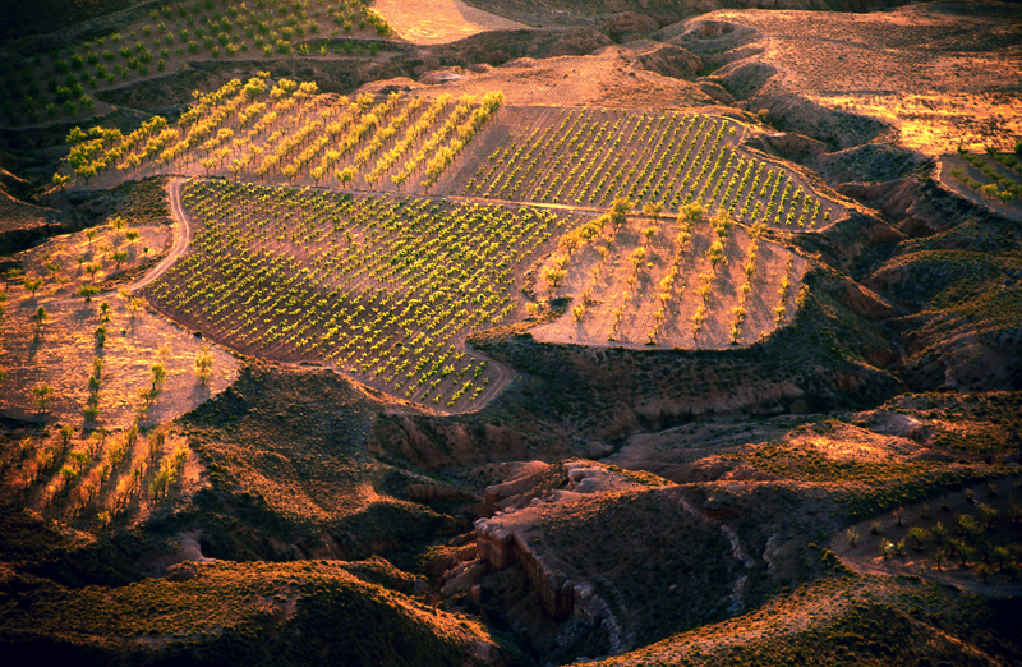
[[678, 4, 1022, 155], [373, 0, 527, 45]]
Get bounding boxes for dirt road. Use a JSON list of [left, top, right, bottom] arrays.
[[130, 178, 192, 293]]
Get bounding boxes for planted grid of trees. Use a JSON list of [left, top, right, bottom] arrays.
[[0, 0, 391, 126], [533, 201, 801, 350], [949, 145, 1022, 205], [461, 107, 835, 228], [145, 179, 566, 409], [62, 77, 502, 194], [0, 423, 188, 528]]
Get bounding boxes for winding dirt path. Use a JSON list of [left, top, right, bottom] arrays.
[[130, 178, 192, 293]]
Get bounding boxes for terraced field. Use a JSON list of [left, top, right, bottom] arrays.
[[53, 76, 848, 409], [448, 106, 844, 229], [144, 178, 576, 410]]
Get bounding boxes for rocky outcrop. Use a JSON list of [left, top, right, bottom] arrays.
[[604, 12, 660, 42], [475, 513, 586, 620], [634, 44, 702, 80], [698, 81, 736, 105]]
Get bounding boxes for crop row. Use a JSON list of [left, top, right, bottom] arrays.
[[145, 179, 568, 409], [539, 200, 799, 349], [462, 108, 835, 228], [0, 0, 389, 126], [0, 419, 188, 530], [63, 78, 502, 194], [950, 146, 1021, 204]]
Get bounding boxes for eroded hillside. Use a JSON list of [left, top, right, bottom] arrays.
[[2, 0, 1021, 665]]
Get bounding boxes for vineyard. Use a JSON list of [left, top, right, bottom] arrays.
[[531, 201, 806, 350], [48, 80, 839, 409], [0, 0, 392, 126], [144, 179, 576, 410], [57, 79, 845, 235], [63, 77, 503, 195], [452, 107, 842, 230]]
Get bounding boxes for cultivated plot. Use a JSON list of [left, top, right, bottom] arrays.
[[0, 0, 392, 127], [532, 204, 807, 350], [939, 147, 1022, 220], [63, 79, 503, 195], [145, 179, 577, 411], [448, 106, 844, 229]]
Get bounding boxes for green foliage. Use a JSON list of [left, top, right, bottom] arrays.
[[147, 180, 563, 408], [466, 109, 833, 227]]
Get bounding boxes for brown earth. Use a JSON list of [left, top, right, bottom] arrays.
[[3, 1, 1022, 666]]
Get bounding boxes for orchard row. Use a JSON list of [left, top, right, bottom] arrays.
[[0, 0, 389, 126], [463, 108, 836, 228], [63, 78, 502, 194]]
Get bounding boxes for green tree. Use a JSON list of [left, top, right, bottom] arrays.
[[78, 284, 99, 301], [24, 277, 44, 297], [65, 126, 88, 144], [33, 384, 55, 412], [338, 166, 356, 185], [59, 425, 74, 450], [978, 504, 999, 530], [678, 202, 704, 225], [643, 201, 663, 224], [151, 363, 166, 392], [541, 266, 566, 289], [195, 345, 213, 384], [609, 196, 632, 228]]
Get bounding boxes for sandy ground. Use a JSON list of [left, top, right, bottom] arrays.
[[690, 4, 1022, 155], [373, 0, 527, 45], [0, 207, 238, 430], [812, 92, 1022, 157], [0, 291, 238, 430]]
